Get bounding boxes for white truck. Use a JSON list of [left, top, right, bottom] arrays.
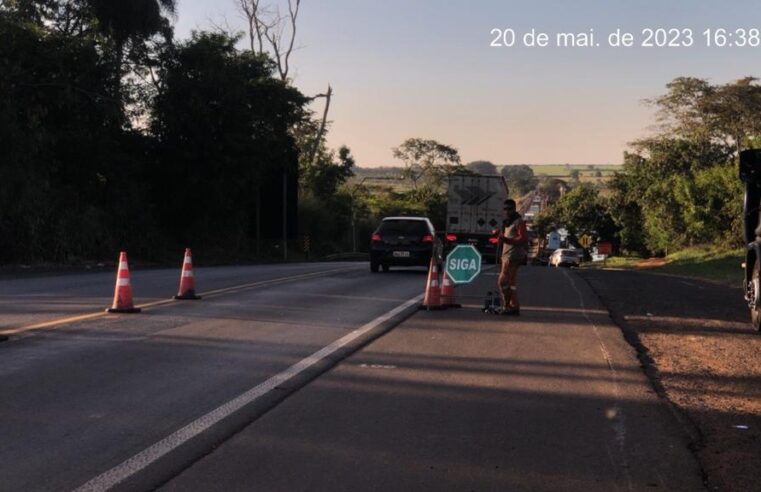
[[445, 175, 509, 259], [538, 230, 562, 265], [546, 231, 561, 250]]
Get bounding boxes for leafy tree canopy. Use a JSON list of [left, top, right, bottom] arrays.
[[465, 160, 498, 175], [392, 138, 462, 189]]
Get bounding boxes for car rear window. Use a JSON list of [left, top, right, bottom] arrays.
[[562, 250, 578, 257], [378, 220, 430, 236]]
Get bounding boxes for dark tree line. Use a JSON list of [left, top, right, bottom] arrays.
[[0, 1, 310, 263]]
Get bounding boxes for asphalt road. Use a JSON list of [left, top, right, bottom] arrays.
[[0, 262, 706, 491], [162, 264, 705, 492], [0, 262, 426, 491]]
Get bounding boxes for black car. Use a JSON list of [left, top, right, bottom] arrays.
[[369, 217, 443, 272]]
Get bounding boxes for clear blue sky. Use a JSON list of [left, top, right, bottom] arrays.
[[173, 0, 761, 166]]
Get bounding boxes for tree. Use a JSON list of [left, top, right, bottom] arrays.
[[650, 76, 715, 140], [0, 6, 168, 262], [673, 164, 743, 247], [569, 169, 581, 182], [87, 0, 175, 110], [607, 156, 649, 254], [465, 160, 498, 175], [235, 0, 332, 169], [300, 145, 355, 201], [392, 138, 462, 189], [151, 31, 307, 251], [501, 165, 536, 196], [236, 0, 299, 81], [542, 184, 617, 244], [537, 176, 566, 203], [707, 77, 761, 157], [650, 76, 761, 158]]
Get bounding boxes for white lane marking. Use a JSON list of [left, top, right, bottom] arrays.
[[562, 269, 633, 491], [73, 294, 423, 492]]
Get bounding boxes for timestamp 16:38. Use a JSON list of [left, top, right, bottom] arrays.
[[700, 28, 760, 47], [612, 27, 760, 48]]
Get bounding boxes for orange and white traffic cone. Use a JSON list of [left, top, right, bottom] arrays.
[[421, 257, 445, 310], [106, 251, 141, 313], [174, 248, 201, 300], [440, 271, 462, 308]]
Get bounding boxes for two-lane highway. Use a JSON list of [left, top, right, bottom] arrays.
[[0, 262, 427, 491], [1, 261, 707, 491]]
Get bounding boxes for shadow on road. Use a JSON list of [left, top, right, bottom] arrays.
[[577, 268, 761, 492]]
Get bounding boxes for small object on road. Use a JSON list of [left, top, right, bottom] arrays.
[[106, 251, 141, 314], [482, 291, 502, 314], [174, 248, 202, 300], [483, 291, 494, 312]]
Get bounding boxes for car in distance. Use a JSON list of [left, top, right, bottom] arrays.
[[369, 217, 442, 272], [549, 248, 580, 268]]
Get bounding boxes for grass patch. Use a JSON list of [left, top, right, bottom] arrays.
[[584, 245, 744, 286], [528, 164, 620, 177], [658, 246, 744, 286]]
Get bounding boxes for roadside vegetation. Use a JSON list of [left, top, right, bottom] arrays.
[[535, 77, 760, 267], [0, 1, 320, 264], [584, 245, 744, 286], [2, 2, 756, 269]]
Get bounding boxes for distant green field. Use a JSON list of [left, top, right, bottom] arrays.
[[523, 164, 621, 185], [351, 164, 622, 190], [526, 164, 620, 177]]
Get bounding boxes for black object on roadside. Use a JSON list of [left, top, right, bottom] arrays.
[[482, 291, 502, 314]]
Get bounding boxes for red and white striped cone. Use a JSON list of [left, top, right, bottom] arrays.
[[440, 271, 462, 308], [106, 251, 141, 313], [421, 256, 445, 310], [174, 248, 201, 300]]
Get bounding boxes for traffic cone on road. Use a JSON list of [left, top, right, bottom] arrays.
[[421, 257, 445, 310], [174, 248, 201, 300], [106, 251, 141, 313], [440, 271, 462, 308]]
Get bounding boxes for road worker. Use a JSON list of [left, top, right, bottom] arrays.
[[497, 199, 529, 315]]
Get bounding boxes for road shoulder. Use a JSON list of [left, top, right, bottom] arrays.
[[577, 268, 761, 492]]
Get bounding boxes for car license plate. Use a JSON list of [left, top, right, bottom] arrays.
[[393, 251, 410, 258]]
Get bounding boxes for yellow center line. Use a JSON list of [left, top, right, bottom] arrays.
[[0, 266, 362, 337]]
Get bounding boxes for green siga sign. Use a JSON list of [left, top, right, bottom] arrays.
[[445, 245, 482, 284]]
